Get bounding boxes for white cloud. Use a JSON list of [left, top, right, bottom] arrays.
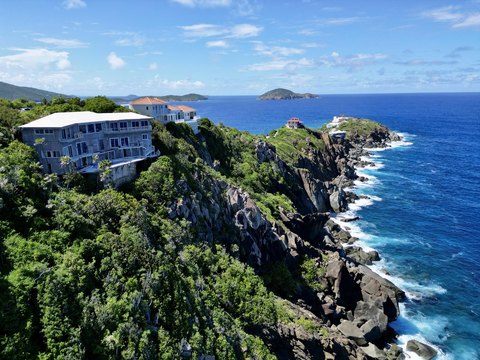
[[206, 40, 229, 48], [247, 58, 314, 71], [453, 13, 480, 28], [423, 6, 463, 22], [254, 43, 304, 57], [0, 48, 71, 70], [180, 23, 262, 38], [171, 0, 231, 7], [115, 34, 145, 47], [149, 63, 158, 70], [423, 6, 480, 28], [107, 52, 125, 70], [0, 48, 72, 90], [35, 37, 88, 48], [229, 24, 263, 38], [318, 52, 387, 69], [62, 0, 86, 10], [319, 17, 361, 26], [180, 24, 227, 38], [148, 76, 205, 90]]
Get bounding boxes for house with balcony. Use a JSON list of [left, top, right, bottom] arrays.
[[285, 117, 304, 129], [20, 111, 158, 185], [129, 97, 200, 133]]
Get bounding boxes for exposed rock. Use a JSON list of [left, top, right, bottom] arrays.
[[346, 246, 380, 265], [361, 343, 387, 359], [255, 140, 277, 163], [354, 301, 388, 343], [337, 320, 367, 345], [352, 265, 405, 322], [329, 188, 348, 213], [406, 340, 437, 360]]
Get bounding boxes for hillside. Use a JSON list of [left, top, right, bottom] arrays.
[[0, 81, 70, 101], [258, 88, 319, 100], [0, 98, 405, 359], [110, 93, 208, 103]]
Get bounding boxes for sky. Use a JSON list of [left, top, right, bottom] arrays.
[[0, 0, 479, 96]]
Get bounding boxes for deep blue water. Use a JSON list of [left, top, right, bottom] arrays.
[[182, 93, 480, 359]]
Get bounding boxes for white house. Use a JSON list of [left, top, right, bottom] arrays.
[[129, 97, 200, 133], [20, 111, 158, 185], [129, 97, 171, 123]]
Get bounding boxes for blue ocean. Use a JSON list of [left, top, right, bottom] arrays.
[[181, 93, 480, 359]]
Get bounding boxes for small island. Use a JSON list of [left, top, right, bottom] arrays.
[[258, 88, 319, 100]]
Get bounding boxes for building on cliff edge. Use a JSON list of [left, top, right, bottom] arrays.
[[285, 117, 304, 129], [128, 97, 199, 133], [20, 111, 159, 186]]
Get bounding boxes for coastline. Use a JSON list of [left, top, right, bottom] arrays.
[[333, 133, 448, 359]]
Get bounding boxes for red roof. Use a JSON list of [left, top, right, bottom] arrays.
[[175, 105, 196, 112], [288, 117, 302, 123], [130, 97, 167, 105]]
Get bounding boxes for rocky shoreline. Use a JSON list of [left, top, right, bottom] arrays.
[[165, 119, 443, 359]]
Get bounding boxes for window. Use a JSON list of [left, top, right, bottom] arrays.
[[110, 122, 118, 131], [142, 134, 149, 140], [95, 123, 102, 132], [120, 137, 129, 147], [46, 151, 52, 158], [146, 106, 149, 110], [76, 142, 88, 155], [110, 138, 119, 148], [87, 124, 95, 133], [53, 151, 61, 158], [44, 129, 54, 134], [132, 121, 139, 127], [35, 129, 44, 134], [141, 120, 149, 127], [99, 139, 104, 151], [63, 145, 73, 157], [79, 125, 87, 133], [120, 121, 128, 130]]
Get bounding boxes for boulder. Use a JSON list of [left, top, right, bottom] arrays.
[[346, 246, 380, 265], [353, 265, 405, 322], [361, 343, 387, 359], [354, 301, 388, 343], [406, 340, 437, 360], [329, 188, 348, 213], [336, 320, 367, 345]]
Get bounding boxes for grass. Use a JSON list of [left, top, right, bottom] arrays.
[[267, 127, 326, 165], [336, 118, 383, 137]]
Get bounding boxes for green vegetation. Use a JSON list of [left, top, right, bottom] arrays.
[[257, 88, 319, 100], [0, 81, 69, 101], [267, 127, 326, 165], [300, 256, 327, 292], [336, 118, 384, 137], [295, 317, 320, 335], [158, 93, 208, 101], [0, 97, 342, 359]]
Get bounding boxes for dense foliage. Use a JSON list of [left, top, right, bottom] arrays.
[[0, 99, 288, 359], [0, 97, 343, 359]]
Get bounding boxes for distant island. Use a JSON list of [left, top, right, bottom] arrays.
[[109, 93, 208, 103], [258, 88, 319, 100], [0, 81, 70, 101]]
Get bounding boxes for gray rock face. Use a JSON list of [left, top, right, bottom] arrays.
[[406, 340, 437, 360], [352, 265, 405, 322], [337, 320, 367, 345], [255, 140, 277, 163], [329, 188, 348, 213], [346, 246, 380, 265]]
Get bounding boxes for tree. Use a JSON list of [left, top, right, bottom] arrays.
[[83, 96, 118, 113]]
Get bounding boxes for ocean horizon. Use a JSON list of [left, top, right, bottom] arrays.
[[183, 93, 480, 359]]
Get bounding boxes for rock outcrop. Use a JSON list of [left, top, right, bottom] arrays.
[[406, 340, 437, 360], [166, 120, 406, 359]]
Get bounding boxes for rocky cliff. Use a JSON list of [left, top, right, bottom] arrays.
[[160, 119, 407, 359]]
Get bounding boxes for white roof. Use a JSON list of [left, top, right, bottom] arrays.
[[20, 111, 153, 129]]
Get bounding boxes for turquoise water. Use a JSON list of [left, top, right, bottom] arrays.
[[183, 93, 480, 359]]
